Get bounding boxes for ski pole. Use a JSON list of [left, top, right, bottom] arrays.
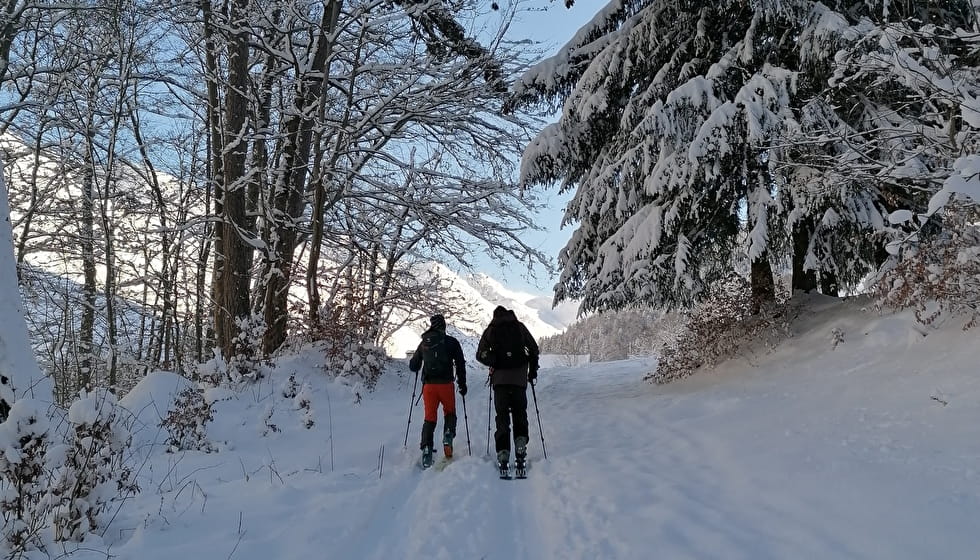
[[462, 394, 472, 456], [404, 370, 419, 448], [486, 383, 492, 457], [530, 380, 547, 460]]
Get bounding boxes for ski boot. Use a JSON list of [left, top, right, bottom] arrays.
[[443, 432, 454, 458], [421, 446, 434, 469], [514, 436, 528, 479], [497, 449, 511, 479]]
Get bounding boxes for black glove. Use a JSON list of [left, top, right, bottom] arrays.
[[458, 383, 467, 397], [528, 366, 538, 382]]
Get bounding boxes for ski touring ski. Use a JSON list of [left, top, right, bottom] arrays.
[[515, 458, 528, 479], [495, 459, 529, 479]]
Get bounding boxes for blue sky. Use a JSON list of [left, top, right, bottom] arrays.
[[473, 1, 599, 296]]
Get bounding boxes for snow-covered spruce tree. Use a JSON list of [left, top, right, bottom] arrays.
[[511, 0, 976, 314], [790, 0, 979, 290], [513, 0, 812, 312]]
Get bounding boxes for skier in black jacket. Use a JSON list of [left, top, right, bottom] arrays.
[[476, 306, 539, 474], [409, 314, 467, 468]]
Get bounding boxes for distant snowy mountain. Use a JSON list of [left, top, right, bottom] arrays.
[[384, 264, 579, 358]]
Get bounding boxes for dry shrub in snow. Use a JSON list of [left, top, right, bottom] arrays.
[[160, 387, 215, 453], [875, 203, 980, 330], [282, 374, 299, 399], [649, 276, 796, 384]]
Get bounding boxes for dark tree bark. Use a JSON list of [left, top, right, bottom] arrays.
[[258, 0, 343, 355], [792, 218, 817, 293], [820, 271, 839, 297], [78, 154, 96, 391], [750, 254, 776, 315], [205, 0, 253, 361]]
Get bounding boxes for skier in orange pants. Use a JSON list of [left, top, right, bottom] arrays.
[[409, 314, 467, 468]]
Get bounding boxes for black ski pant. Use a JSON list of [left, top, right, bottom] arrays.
[[420, 413, 456, 450], [493, 384, 528, 454]]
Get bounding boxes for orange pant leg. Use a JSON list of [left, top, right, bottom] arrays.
[[435, 383, 456, 415], [423, 383, 456, 422], [422, 384, 441, 423]]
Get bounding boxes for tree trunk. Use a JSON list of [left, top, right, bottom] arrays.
[[196, 181, 212, 364], [15, 130, 46, 278], [78, 153, 97, 391], [204, 0, 253, 361], [260, 0, 343, 355], [130, 108, 174, 370], [820, 271, 839, 297], [791, 218, 817, 293], [750, 253, 775, 315], [201, 0, 226, 357], [102, 208, 118, 389]]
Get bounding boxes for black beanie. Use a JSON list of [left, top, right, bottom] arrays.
[[430, 314, 446, 330], [492, 305, 507, 319]]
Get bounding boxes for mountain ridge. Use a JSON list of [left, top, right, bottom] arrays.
[[384, 263, 578, 358]]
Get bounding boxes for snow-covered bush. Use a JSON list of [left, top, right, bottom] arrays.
[[875, 202, 980, 330], [649, 276, 796, 384], [48, 389, 138, 542], [227, 314, 269, 383], [191, 317, 270, 386], [295, 382, 314, 429], [0, 392, 138, 552], [313, 305, 386, 390], [159, 387, 215, 453], [282, 374, 299, 399], [275, 374, 315, 429], [0, 399, 54, 553], [192, 350, 228, 387]]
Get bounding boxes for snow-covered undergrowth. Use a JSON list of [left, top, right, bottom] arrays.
[[7, 297, 980, 559]]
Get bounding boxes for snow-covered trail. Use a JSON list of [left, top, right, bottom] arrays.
[[323, 363, 660, 560], [79, 303, 980, 560], [322, 313, 980, 559]]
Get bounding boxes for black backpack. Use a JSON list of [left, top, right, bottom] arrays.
[[420, 330, 452, 379], [486, 322, 528, 369]]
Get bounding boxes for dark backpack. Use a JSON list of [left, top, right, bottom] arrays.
[[420, 330, 452, 380], [486, 322, 528, 369]]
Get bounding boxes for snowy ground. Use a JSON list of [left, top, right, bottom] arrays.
[[38, 297, 980, 559]]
